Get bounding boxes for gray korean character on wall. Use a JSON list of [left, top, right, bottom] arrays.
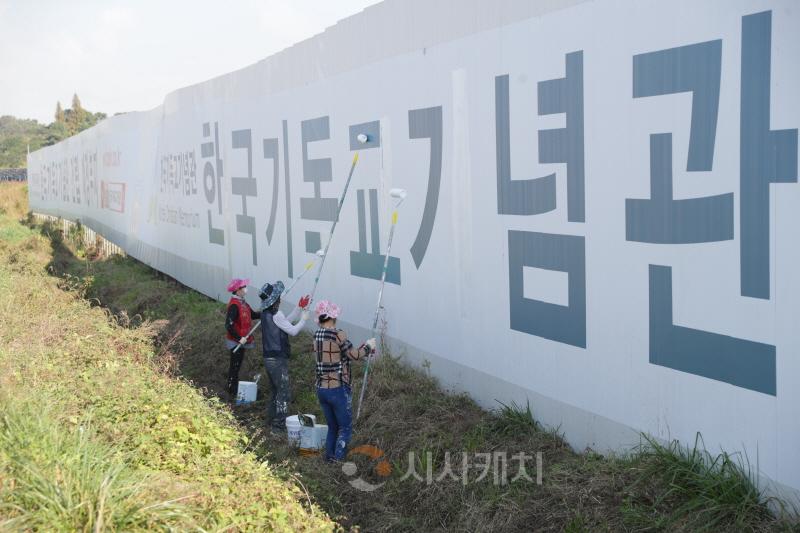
[[628, 10, 795, 396], [497, 51, 587, 349], [739, 10, 798, 300], [201, 121, 225, 246], [300, 116, 339, 255], [348, 120, 400, 284], [231, 129, 258, 265], [628, 39, 733, 244]]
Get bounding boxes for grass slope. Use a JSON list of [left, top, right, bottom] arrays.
[[0, 183, 333, 531]]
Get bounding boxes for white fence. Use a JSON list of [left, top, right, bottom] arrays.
[[33, 213, 125, 258]]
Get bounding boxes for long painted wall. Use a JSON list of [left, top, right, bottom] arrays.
[[27, 0, 800, 497]]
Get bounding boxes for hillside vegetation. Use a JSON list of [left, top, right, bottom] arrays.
[[0, 183, 332, 531], [0, 95, 106, 168]]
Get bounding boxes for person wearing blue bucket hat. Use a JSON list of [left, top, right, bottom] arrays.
[[259, 280, 310, 433]]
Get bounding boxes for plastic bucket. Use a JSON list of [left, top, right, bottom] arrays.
[[236, 381, 257, 404], [300, 423, 328, 453], [286, 414, 316, 446]]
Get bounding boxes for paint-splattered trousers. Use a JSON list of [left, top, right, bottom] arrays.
[[264, 357, 291, 430], [226, 347, 244, 396], [316, 385, 352, 462]]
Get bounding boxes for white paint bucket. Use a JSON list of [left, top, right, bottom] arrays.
[[300, 424, 328, 452], [236, 381, 257, 404], [286, 414, 316, 446]]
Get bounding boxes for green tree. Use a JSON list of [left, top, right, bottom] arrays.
[[55, 101, 65, 124], [45, 121, 69, 146], [66, 93, 87, 135], [71, 93, 83, 114], [0, 135, 27, 167], [1, 97, 108, 168]]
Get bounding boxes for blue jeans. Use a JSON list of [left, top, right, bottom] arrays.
[[316, 386, 352, 462]]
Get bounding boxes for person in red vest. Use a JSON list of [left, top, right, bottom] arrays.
[[225, 278, 260, 399]]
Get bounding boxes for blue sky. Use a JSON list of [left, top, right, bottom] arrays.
[[0, 0, 381, 123]]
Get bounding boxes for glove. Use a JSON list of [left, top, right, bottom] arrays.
[[301, 310, 310, 321], [298, 295, 311, 309], [365, 338, 377, 351], [238, 337, 248, 345]]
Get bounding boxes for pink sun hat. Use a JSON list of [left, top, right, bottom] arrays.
[[227, 278, 250, 293], [315, 300, 340, 319]]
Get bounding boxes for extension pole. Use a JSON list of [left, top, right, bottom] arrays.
[[282, 249, 324, 298], [232, 320, 261, 354], [355, 189, 406, 421], [308, 152, 360, 304]]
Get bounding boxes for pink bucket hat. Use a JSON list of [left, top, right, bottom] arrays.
[[315, 300, 340, 319], [227, 278, 249, 293]]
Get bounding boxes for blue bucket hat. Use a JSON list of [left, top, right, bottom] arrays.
[[259, 280, 284, 310]]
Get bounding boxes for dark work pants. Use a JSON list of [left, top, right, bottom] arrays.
[[264, 357, 291, 429], [227, 347, 245, 396]]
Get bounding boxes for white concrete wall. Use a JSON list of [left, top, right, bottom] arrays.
[[27, 0, 800, 500]]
